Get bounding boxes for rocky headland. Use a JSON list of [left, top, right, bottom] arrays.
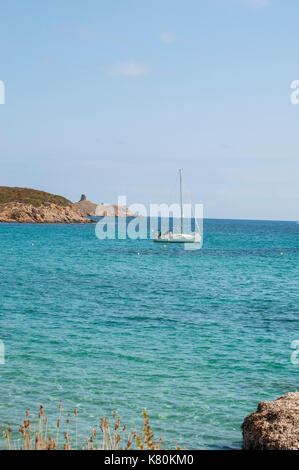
[[0, 188, 138, 223], [242, 392, 299, 450], [0, 187, 93, 224]]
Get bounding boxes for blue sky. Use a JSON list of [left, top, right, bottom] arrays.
[[0, 0, 299, 220]]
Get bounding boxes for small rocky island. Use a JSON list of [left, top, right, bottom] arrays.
[[242, 392, 299, 450], [75, 194, 137, 218], [0, 187, 93, 224]]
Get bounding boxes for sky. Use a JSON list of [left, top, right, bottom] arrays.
[[0, 0, 299, 220]]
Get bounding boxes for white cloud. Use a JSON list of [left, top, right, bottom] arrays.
[[160, 32, 176, 44], [237, 0, 271, 7], [107, 62, 150, 77]]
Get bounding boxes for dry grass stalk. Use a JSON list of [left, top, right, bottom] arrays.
[[1, 404, 164, 451]]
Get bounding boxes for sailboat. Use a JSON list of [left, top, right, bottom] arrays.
[[154, 169, 201, 244]]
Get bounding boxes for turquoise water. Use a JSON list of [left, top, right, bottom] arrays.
[[0, 219, 298, 449]]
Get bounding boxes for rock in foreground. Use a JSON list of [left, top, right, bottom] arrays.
[[242, 392, 299, 450]]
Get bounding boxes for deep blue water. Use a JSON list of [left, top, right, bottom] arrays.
[[0, 218, 298, 449]]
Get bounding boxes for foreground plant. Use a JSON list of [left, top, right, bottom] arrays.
[[1, 403, 164, 450]]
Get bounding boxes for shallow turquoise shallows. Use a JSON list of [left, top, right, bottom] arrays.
[[0, 219, 298, 449]]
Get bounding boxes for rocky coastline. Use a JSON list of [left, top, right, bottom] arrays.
[[0, 187, 93, 224], [0, 201, 93, 224], [0, 188, 138, 223]]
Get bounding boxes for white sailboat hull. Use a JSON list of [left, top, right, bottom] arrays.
[[154, 233, 201, 243]]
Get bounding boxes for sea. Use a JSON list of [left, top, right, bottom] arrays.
[[0, 218, 298, 449]]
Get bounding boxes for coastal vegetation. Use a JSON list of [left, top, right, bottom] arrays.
[[0, 186, 71, 207], [1, 403, 165, 450]]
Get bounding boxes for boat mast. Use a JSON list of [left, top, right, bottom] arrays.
[[179, 169, 183, 234]]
